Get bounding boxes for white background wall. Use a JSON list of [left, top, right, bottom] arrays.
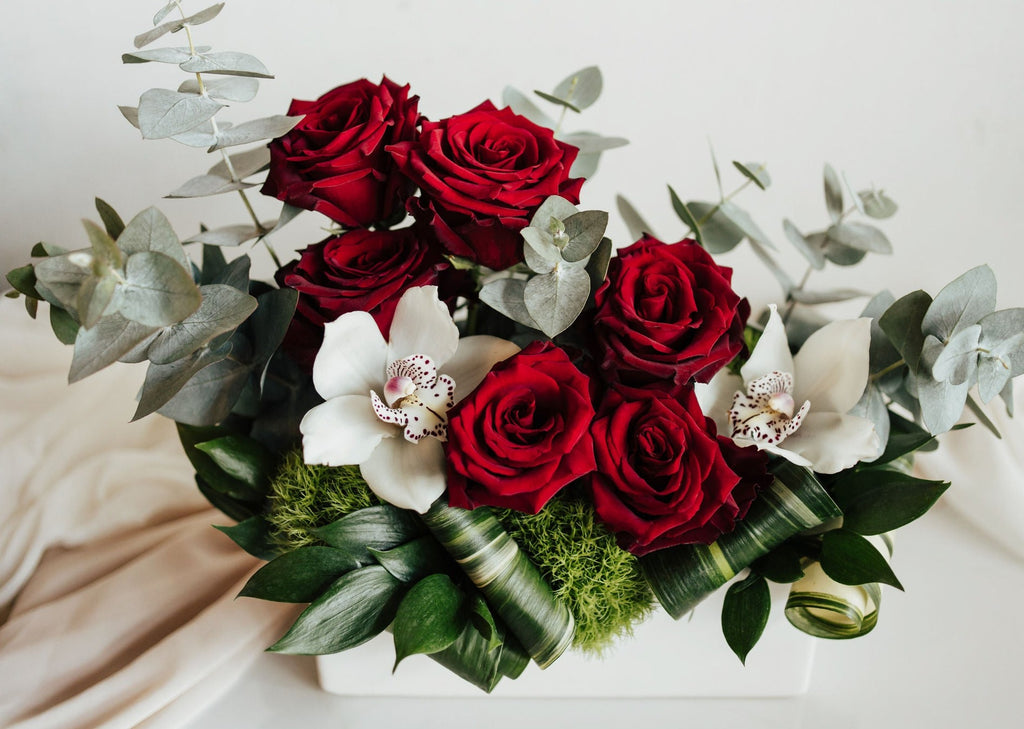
[[2, 0, 1023, 311]]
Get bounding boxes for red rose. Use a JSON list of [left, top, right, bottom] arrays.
[[589, 387, 770, 555], [275, 227, 449, 370], [389, 101, 584, 270], [592, 235, 749, 393], [445, 341, 596, 513], [262, 77, 419, 228]]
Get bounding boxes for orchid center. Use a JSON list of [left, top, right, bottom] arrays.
[[728, 370, 810, 448], [370, 354, 456, 443]]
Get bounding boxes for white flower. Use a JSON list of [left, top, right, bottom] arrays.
[[300, 286, 520, 512], [696, 305, 880, 474]]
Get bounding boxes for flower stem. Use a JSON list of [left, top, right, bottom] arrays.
[[870, 358, 906, 382]]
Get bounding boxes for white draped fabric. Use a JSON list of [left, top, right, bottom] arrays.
[[0, 289, 1021, 727]]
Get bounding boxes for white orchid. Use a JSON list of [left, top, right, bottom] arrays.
[[696, 305, 881, 474], [300, 286, 520, 512]]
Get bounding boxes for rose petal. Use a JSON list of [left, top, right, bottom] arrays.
[[387, 286, 459, 367], [443, 335, 521, 403], [360, 435, 446, 513], [777, 411, 880, 474], [313, 312, 387, 400], [694, 370, 744, 435], [793, 317, 872, 414], [741, 304, 794, 384], [300, 395, 394, 466]]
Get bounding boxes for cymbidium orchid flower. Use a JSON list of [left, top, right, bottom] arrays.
[[696, 305, 880, 474], [300, 286, 519, 512]]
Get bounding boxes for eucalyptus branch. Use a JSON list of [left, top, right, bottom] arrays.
[[782, 265, 814, 324], [695, 177, 755, 228]]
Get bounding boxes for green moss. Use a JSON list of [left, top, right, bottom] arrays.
[[266, 449, 380, 550], [266, 452, 653, 654], [496, 492, 654, 655]]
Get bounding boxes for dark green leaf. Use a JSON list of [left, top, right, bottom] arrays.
[[586, 237, 613, 302], [392, 574, 466, 669], [369, 535, 452, 583], [196, 474, 258, 522], [820, 529, 903, 590], [240, 546, 361, 602], [200, 244, 229, 284], [247, 288, 298, 371], [721, 573, 770, 664], [6, 265, 40, 299], [872, 415, 935, 464], [214, 516, 278, 561], [195, 434, 275, 491], [314, 505, 427, 565], [268, 565, 405, 654], [177, 424, 260, 503], [94, 198, 126, 240], [830, 471, 949, 534], [466, 593, 501, 650], [879, 290, 932, 373], [751, 543, 806, 583], [428, 619, 502, 692], [668, 186, 703, 245], [50, 305, 79, 344]]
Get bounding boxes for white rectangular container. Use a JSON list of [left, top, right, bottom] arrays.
[[317, 584, 815, 698]]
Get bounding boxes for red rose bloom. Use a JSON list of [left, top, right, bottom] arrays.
[[589, 386, 770, 556], [389, 101, 584, 270], [445, 341, 596, 513], [262, 77, 419, 228], [275, 227, 449, 370], [592, 235, 749, 394]]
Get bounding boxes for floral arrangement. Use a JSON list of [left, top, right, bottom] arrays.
[[7, 2, 1024, 692]]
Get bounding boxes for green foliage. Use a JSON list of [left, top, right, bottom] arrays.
[[721, 573, 770, 664], [495, 492, 654, 655], [266, 449, 381, 550]]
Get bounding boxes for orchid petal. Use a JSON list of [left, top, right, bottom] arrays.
[[387, 286, 459, 368], [742, 305, 794, 384], [793, 317, 871, 414], [694, 370, 743, 434], [313, 312, 387, 400], [300, 395, 393, 466], [360, 435, 446, 513], [443, 335, 520, 403], [777, 411, 880, 474], [765, 444, 814, 468]]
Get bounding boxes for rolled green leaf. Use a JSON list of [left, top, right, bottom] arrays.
[[641, 462, 841, 619], [421, 500, 574, 669], [785, 533, 893, 638]]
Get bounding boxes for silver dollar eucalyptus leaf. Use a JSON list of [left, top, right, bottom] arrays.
[[825, 222, 893, 254], [167, 175, 258, 198], [616, 195, 657, 241], [153, 2, 178, 26], [823, 163, 844, 223], [118, 251, 202, 327], [208, 115, 302, 151], [530, 195, 580, 227], [501, 87, 555, 127], [521, 228, 558, 274], [206, 146, 271, 180], [733, 161, 771, 190], [268, 203, 303, 236], [921, 265, 997, 341], [788, 288, 867, 305], [848, 384, 890, 458], [859, 189, 898, 219], [783, 219, 825, 270], [178, 76, 260, 103], [931, 324, 982, 385], [147, 284, 258, 365], [77, 274, 119, 329], [717, 201, 774, 248], [552, 66, 603, 110], [478, 278, 539, 331], [748, 239, 795, 295], [524, 263, 591, 338], [137, 88, 224, 140], [978, 308, 1024, 376], [83, 219, 124, 270], [118, 207, 190, 271], [69, 313, 159, 383], [916, 372, 970, 436], [123, 46, 211, 64], [180, 51, 274, 78], [685, 202, 743, 253], [134, 343, 232, 421], [559, 132, 629, 154], [156, 354, 250, 426], [171, 120, 229, 148], [561, 210, 609, 262], [33, 252, 93, 311], [119, 105, 140, 129], [978, 347, 1018, 403], [1000, 380, 1015, 417]]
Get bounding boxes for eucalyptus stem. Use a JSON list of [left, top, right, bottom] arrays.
[[782, 266, 814, 324], [695, 177, 754, 228], [870, 358, 907, 382]]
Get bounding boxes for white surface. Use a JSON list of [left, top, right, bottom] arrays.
[[187, 501, 1024, 728], [317, 584, 815, 698]]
